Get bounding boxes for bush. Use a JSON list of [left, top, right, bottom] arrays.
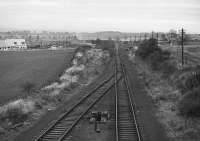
[[136, 38, 158, 59], [21, 81, 36, 96], [71, 70, 84, 77], [68, 82, 80, 90], [160, 61, 177, 77], [94, 39, 115, 56], [147, 48, 170, 70], [41, 94, 57, 103], [6, 107, 28, 124], [147, 50, 163, 70], [136, 38, 173, 76], [0, 99, 35, 124], [175, 68, 200, 94], [178, 86, 200, 117]]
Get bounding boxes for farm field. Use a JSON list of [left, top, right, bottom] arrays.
[[0, 49, 75, 105], [160, 44, 200, 66]]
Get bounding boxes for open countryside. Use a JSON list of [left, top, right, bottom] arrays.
[[1, 0, 200, 141]]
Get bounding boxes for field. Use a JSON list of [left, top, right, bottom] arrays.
[[160, 44, 200, 66], [0, 49, 75, 105]]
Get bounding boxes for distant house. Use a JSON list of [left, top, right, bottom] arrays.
[[0, 39, 27, 51], [70, 38, 83, 45], [79, 43, 96, 48], [0, 40, 6, 50]]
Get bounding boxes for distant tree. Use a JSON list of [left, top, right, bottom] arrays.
[[136, 38, 158, 59], [108, 37, 112, 41], [116, 36, 120, 41], [37, 34, 40, 41], [168, 29, 177, 40], [28, 35, 32, 41], [177, 30, 190, 45], [160, 33, 167, 41], [95, 38, 101, 45], [184, 34, 191, 42], [166, 29, 178, 46]]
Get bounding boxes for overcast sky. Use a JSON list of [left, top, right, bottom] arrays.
[[0, 0, 199, 33]]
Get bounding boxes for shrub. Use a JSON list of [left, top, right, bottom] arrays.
[[94, 39, 115, 56], [185, 76, 200, 91], [175, 68, 200, 94], [34, 101, 43, 109], [147, 49, 171, 70], [71, 70, 84, 77], [178, 86, 200, 117], [136, 38, 173, 76], [74, 45, 92, 54], [6, 107, 28, 124], [136, 38, 158, 59], [147, 50, 163, 70], [41, 94, 57, 103], [21, 81, 36, 96], [68, 82, 80, 90], [0, 99, 35, 124], [160, 61, 177, 77]]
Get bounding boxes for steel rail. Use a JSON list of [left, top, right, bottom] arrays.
[[35, 73, 115, 141], [58, 76, 122, 140], [121, 62, 142, 141], [115, 54, 119, 141]]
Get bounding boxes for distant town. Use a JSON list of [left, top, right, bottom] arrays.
[[0, 30, 200, 51]]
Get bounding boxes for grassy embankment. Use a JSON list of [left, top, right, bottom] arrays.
[[132, 39, 200, 140], [0, 41, 114, 140], [0, 49, 75, 139]]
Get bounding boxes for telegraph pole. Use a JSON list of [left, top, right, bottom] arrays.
[[156, 32, 159, 47], [181, 28, 184, 67], [151, 31, 154, 39], [130, 35, 132, 46], [170, 32, 172, 46]]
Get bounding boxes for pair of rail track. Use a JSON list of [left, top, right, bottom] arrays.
[[35, 71, 121, 141], [115, 54, 142, 141], [35, 54, 142, 141]]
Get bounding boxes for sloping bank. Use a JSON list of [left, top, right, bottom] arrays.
[[129, 39, 200, 141], [0, 46, 110, 141]]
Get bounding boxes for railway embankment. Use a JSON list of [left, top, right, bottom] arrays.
[[129, 39, 200, 141], [0, 46, 110, 141]]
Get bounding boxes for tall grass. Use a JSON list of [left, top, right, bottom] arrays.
[[135, 39, 200, 117], [178, 86, 200, 117], [0, 99, 35, 124]]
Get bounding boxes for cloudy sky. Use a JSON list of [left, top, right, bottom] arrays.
[[0, 0, 199, 33]]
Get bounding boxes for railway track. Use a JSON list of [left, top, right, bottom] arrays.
[[115, 55, 142, 141], [34, 45, 141, 141], [35, 72, 121, 141]]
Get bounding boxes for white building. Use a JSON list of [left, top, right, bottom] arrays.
[[0, 39, 27, 51]]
